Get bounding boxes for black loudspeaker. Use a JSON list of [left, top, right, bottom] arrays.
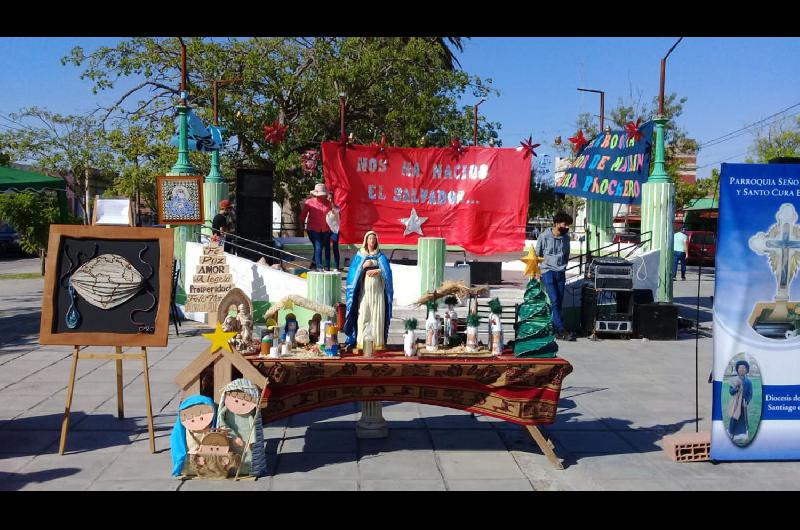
[[634, 303, 679, 340], [468, 261, 502, 285], [235, 167, 274, 261], [617, 289, 654, 314]]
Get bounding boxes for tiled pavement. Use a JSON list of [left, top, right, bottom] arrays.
[[1, 259, 799, 490]]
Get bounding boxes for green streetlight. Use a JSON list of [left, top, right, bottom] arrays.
[[641, 37, 683, 303]]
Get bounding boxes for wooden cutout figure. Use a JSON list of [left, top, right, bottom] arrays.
[[193, 430, 241, 479], [171, 395, 216, 477], [216, 378, 267, 477]]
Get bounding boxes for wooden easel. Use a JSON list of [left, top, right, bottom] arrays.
[[59, 345, 155, 455]]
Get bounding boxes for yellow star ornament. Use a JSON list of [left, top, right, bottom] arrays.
[[521, 246, 545, 279], [202, 322, 237, 353]]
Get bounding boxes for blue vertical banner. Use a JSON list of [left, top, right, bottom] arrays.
[[712, 163, 800, 460]]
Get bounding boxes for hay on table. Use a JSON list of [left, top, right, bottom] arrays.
[[263, 294, 336, 322], [414, 281, 490, 307]]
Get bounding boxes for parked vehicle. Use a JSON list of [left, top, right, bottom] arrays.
[[0, 222, 21, 254], [685, 230, 716, 266], [612, 231, 641, 245]]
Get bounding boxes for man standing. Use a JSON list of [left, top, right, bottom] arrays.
[[535, 211, 576, 341], [212, 199, 233, 251], [673, 224, 689, 281]]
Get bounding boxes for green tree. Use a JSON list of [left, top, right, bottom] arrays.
[[747, 115, 800, 162], [63, 37, 501, 228], [0, 191, 63, 273], [0, 108, 114, 223]]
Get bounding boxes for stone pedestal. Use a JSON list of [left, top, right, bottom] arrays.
[[356, 400, 388, 439], [418, 237, 445, 296]]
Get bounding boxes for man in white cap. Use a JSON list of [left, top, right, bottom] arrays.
[[299, 183, 333, 270]]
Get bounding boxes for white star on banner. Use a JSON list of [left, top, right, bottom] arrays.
[[399, 207, 428, 236]]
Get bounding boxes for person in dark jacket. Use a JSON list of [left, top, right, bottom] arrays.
[[535, 211, 576, 341]]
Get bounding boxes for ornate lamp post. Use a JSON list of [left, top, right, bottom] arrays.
[[168, 37, 200, 294], [473, 97, 487, 146], [205, 77, 242, 236], [641, 37, 683, 303], [577, 87, 613, 250]]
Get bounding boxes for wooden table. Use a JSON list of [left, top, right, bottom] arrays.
[[248, 353, 573, 469]]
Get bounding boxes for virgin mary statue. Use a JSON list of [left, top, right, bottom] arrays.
[[344, 231, 393, 350]]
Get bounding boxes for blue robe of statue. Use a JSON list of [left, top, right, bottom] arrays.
[[344, 249, 393, 347]]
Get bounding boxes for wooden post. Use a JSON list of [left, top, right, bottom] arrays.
[[115, 346, 124, 420], [141, 347, 155, 453], [214, 356, 233, 404], [59, 346, 80, 455]]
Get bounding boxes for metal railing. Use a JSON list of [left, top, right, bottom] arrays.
[[566, 230, 652, 276], [200, 222, 314, 272]]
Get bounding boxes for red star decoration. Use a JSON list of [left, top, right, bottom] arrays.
[[568, 129, 588, 154], [263, 120, 288, 145], [450, 138, 466, 158], [518, 136, 541, 159], [625, 118, 644, 142], [371, 134, 389, 155]]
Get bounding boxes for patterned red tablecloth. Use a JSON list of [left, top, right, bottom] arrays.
[[247, 353, 573, 426]]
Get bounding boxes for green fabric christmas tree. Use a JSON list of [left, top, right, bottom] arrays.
[[513, 277, 558, 358]]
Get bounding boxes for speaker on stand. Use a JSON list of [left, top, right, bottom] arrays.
[[235, 167, 274, 262]]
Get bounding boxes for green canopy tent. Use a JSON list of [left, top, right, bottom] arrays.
[[0, 165, 69, 222]]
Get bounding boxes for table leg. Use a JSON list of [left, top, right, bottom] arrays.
[[115, 346, 124, 420], [525, 425, 564, 470]]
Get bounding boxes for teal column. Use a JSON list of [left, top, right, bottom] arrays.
[[640, 117, 674, 303], [586, 200, 614, 253], [307, 271, 342, 307], [418, 237, 445, 296], [168, 103, 200, 302], [204, 148, 229, 240]]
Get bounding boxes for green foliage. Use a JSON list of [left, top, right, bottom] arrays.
[[0, 108, 115, 221], [61, 37, 501, 211], [0, 148, 9, 166], [466, 313, 480, 327], [444, 295, 458, 306], [0, 191, 62, 256], [747, 115, 800, 163], [404, 317, 418, 331], [488, 297, 503, 315], [426, 299, 439, 313]]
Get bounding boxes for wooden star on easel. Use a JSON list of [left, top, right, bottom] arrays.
[[521, 246, 545, 279], [202, 322, 237, 353]]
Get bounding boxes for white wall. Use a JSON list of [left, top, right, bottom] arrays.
[[182, 242, 307, 322]]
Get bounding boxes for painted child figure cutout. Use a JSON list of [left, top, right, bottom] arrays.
[[170, 395, 216, 477], [216, 379, 267, 477]]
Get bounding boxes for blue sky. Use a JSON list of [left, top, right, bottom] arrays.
[[1, 37, 798, 180]]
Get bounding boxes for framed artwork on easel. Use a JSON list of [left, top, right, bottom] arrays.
[[39, 225, 175, 347], [156, 175, 205, 225], [39, 224, 175, 455]]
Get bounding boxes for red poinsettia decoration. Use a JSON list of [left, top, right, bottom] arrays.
[[450, 138, 466, 158], [625, 118, 644, 142], [263, 120, 288, 145], [518, 136, 541, 159], [371, 134, 389, 155], [568, 129, 588, 154], [301, 149, 319, 174]]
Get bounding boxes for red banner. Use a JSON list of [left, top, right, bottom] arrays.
[[321, 142, 531, 255]]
